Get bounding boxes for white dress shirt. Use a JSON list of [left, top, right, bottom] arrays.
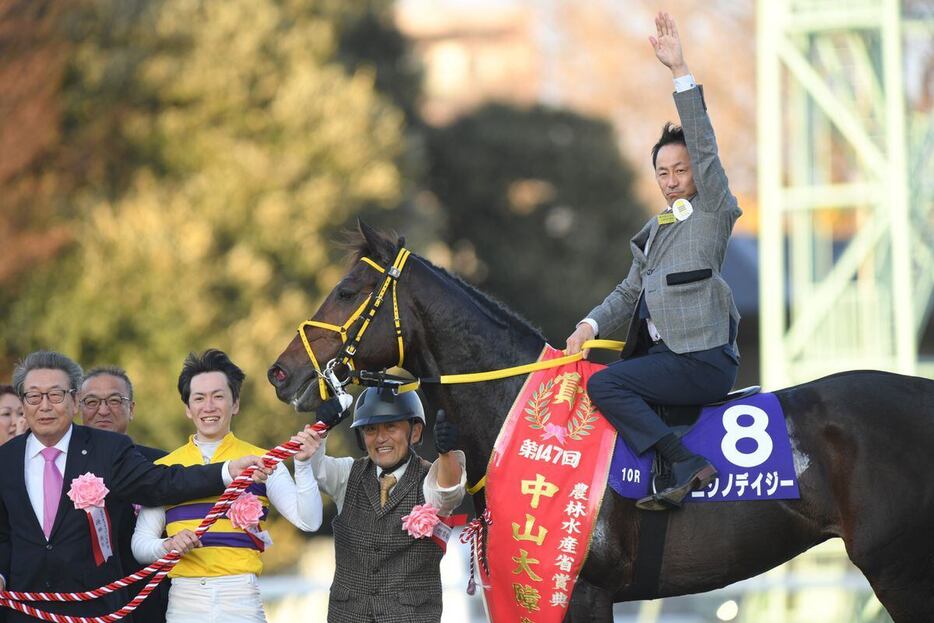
[[24, 425, 73, 538], [298, 437, 467, 515]]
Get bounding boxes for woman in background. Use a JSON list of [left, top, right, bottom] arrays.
[[0, 385, 23, 443]]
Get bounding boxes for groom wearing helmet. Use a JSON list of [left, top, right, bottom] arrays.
[[292, 387, 465, 622]]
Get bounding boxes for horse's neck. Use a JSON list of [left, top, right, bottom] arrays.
[[405, 260, 546, 491], [405, 258, 546, 372]]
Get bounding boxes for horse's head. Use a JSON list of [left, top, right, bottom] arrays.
[[268, 222, 411, 412]]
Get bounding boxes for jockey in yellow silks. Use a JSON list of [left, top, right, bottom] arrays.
[[154, 434, 271, 577], [132, 349, 322, 623]]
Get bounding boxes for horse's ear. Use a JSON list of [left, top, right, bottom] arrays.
[[357, 219, 396, 264]]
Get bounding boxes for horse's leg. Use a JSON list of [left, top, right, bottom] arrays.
[[846, 541, 934, 623], [790, 374, 934, 623], [841, 518, 934, 623], [563, 579, 614, 623], [835, 465, 934, 622]]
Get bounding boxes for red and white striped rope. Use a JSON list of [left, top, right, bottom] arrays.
[[0, 420, 327, 622], [459, 508, 491, 595]]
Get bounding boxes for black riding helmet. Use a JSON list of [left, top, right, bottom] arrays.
[[350, 386, 426, 450]]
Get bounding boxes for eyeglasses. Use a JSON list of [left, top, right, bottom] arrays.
[[22, 389, 76, 406], [80, 394, 131, 411]]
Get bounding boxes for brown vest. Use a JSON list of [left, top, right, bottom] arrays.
[[328, 455, 444, 623]]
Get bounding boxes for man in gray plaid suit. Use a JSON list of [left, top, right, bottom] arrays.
[[566, 12, 741, 511]]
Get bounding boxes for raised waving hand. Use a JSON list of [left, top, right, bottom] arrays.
[[649, 11, 689, 77]]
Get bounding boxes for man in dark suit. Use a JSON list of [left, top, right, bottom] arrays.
[[566, 12, 741, 511], [0, 351, 264, 622], [78, 366, 169, 623]]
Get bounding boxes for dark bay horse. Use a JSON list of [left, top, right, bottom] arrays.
[[268, 224, 934, 622]]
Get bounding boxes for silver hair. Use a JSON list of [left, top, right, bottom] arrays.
[[12, 351, 84, 396]]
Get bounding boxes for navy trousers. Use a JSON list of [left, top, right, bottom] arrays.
[[587, 338, 738, 455]]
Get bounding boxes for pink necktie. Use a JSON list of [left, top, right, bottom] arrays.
[[40, 447, 63, 539]]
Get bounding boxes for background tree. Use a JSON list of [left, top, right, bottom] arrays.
[[1, 0, 404, 452], [425, 103, 645, 343], [314, 0, 423, 124], [0, 0, 412, 561]]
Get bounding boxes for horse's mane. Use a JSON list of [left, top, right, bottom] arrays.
[[346, 228, 546, 341], [423, 261, 546, 339]]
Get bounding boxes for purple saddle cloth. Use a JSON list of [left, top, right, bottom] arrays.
[[607, 392, 800, 502]]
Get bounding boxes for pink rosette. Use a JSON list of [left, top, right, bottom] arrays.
[[228, 493, 264, 531], [67, 472, 109, 510], [401, 503, 440, 539], [541, 422, 567, 444]]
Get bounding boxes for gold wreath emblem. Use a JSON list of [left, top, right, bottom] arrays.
[[523, 379, 555, 430], [565, 391, 598, 440]]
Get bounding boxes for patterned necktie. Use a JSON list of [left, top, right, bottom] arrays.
[[40, 447, 63, 539], [379, 473, 397, 508]]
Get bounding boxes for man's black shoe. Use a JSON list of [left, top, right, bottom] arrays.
[[636, 455, 717, 511]]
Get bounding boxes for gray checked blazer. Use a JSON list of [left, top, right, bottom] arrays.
[[587, 85, 741, 357]]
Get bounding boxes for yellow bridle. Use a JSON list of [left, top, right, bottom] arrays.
[[297, 247, 412, 400], [295, 246, 627, 496], [296, 245, 625, 404]]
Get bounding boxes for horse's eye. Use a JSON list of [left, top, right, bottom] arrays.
[[337, 288, 356, 301]]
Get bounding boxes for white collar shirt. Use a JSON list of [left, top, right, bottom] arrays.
[[24, 424, 73, 538], [375, 459, 410, 497]]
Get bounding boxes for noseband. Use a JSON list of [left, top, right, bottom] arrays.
[[297, 247, 411, 401]]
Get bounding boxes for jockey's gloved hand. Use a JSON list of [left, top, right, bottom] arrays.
[[316, 394, 351, 428], [433, 410, 459, 454]]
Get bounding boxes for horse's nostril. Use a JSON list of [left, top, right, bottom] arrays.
[[268, 365, 288, 384]]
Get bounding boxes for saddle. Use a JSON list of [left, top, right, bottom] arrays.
[[648, 385, 761, 494]]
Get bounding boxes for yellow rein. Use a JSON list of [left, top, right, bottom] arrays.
[[297, 246, 626, 495], [395, 338, 625, 393], [298, 247, 626, 397]]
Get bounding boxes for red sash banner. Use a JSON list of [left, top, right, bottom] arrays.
[[479, 346, 616, 621], [86, 506, 114, 566]]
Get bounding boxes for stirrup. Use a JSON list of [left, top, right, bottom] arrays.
[[635, 493, 680, 512]]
